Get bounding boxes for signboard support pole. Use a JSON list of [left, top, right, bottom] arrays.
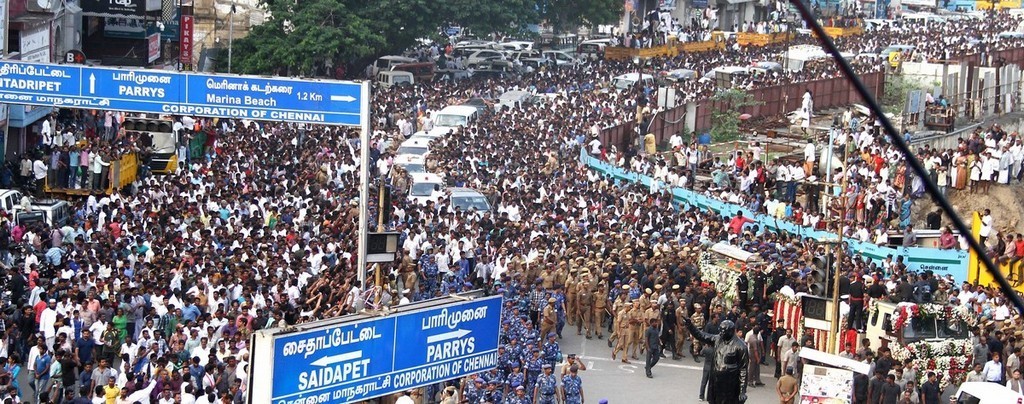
[[357, 82, 371, 287], [1, 0, 8, 161]]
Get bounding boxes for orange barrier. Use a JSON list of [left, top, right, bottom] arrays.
[[737, 32, 794, 47], [821, 25, 864, 38]]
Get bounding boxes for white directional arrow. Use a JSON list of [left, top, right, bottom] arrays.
[[310, 350, 363, 367], [89, 74, 96, 94], [427, 329, 471, 344], [330, 95, 357, 102]]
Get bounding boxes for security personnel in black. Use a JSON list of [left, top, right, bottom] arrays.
[[751, 270, 767, 308], [838, 270, 851, 296], [699, 342, 715, 400], [867, 275, 887, 300], [661, 298, 677, 357], [848, 275, 867, 332], [737, 271, 750, 311], [644, 318, 662, 378]]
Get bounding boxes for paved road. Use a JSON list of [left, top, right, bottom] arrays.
[[556, 328, 781, 404]]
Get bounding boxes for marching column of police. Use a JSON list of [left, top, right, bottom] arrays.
[[454, 240, 767, 404]]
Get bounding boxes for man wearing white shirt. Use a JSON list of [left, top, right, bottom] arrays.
[[128, 378, 160, 403], [191, 337, 212, 367], [776, 162, 791, 201], [803, 139, 816, 176], [669, 133, 683, 150], [588, 137, 602, 155], [40, 299, 59, 349], [982, 352, 1005, 384]]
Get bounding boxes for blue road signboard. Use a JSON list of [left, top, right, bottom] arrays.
[[255, 295, 503, 404], [0, 61, 364, 126]]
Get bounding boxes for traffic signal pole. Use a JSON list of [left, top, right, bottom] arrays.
[[827, 165, 850, 355], [374, 177, 385, 308]]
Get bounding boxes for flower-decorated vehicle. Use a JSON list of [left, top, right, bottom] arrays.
[[867, 301, 976, 389], [699, 242, 764, 307]]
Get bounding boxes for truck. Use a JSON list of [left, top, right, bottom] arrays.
[[865, 301, 974, 388], [699, 242, 763, 308]]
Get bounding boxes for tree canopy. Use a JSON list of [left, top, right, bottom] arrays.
[[223, 0, 621, 76]]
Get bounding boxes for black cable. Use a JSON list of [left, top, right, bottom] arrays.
[[787, 4, 1024, 315]]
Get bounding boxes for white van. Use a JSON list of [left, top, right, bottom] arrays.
[[11, 199, 71, 227], [0, 189, 28, 215], [432, 105, 479, 130], [408, 173, 445, 205], [577, 38, 614, 60], [376, 71, 414, 88], [901, 13, 945, 24], [700, 66, 750, 84], [953, 381, 1024, 403], [371, 56, 417, 76], [611, 73, 655, 91], [496, 90, 537, 110]]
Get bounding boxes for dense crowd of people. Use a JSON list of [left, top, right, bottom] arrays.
[[0, 9, 1022, 404]]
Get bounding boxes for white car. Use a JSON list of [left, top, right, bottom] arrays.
[[448, 187, 491, 216], [408, 173, 445, 205], [953, 381, 1024, 403], [397, 138, 432, 159], [432, 105, 480, 131], [541, 50, 579, 66], [465, 49, 508, 68], [394, 154, 426, 174], [408, 129, 449, 142], [495, 90, 537, 110]]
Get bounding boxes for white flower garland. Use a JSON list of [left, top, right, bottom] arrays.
[[889, 339, 974, 390], [698, 252, 741, 306]]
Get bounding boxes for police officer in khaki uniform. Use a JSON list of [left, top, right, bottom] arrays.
[[628, 299, 644, 360], [612, 287, 632, 363], [673, 285, 688, 359], [565, 272, 578, 326], [639, 287, 652, 311], [554, 262, 568, 290], [540, 297, 557, 340], [608, 284, 628, 348], [541, 266, 556, 290], [690, 303, 706, 362], [399, 253, 417, 293], [592, 283, 608, 340], [576, 275, 593, 337]]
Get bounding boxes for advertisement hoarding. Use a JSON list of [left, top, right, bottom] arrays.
[[82, 0, 145, 16], [800, 364, 854, 404], [179, 14, 193, 67], [147, 32, 160, 63]]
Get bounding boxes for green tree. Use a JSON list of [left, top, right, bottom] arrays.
[[228, 0, 387, 75], [710, 88, 762, 143], [446, 0, 538, 37], [539, 0, 623, 34], [881, 74, 927, 115]]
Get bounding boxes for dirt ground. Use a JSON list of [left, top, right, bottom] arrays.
[[911, 184, 1024, 235]]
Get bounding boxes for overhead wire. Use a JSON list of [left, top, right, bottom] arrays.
[[786, 1, 1024, 314]]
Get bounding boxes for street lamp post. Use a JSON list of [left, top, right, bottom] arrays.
[[228, 1, 235, 73]]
